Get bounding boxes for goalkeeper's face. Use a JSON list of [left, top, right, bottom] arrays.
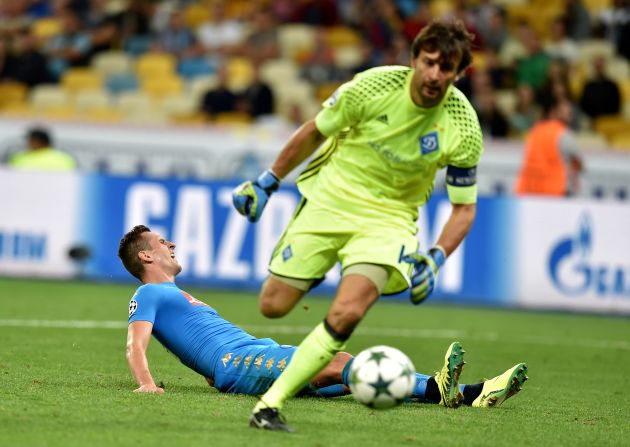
[[410, 49, 461, 108]]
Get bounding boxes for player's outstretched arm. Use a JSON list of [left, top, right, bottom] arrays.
[[434, 203, 476, 256], [126, 321, 164, 394], [232, 119, 326, 222], [403, 203, 476, 304]]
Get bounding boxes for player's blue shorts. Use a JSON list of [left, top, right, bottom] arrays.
[[212, 338, 298, 395]]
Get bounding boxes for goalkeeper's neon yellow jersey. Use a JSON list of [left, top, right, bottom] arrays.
[[298, 65, 483, 232]]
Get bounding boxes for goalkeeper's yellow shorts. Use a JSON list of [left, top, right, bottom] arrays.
[[268, 199, 418, 295]]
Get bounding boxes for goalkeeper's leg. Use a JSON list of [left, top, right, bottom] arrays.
[[251, 273, 382, 428]]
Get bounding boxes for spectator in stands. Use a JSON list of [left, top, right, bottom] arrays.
[[470, 70, 509, 138], [233, 9, 279, 64], [241, 63, 274, 119], [44, 8, 93, 79], [565, 0, 592, 40], [509, 84, 539, 136], [300, 28, 343, 85], [476, 5, 508, 54], [200, 66, 240, 119], [291, 0, 339, 26], [7, 126, 76, 171], [4, 28, 54, 87], [537, 59, 582, 130], [515, 26, 550, 91], [196, 1, 245, 55], [155, 10, 199, 60], [579, 55, 622, 119], [401, 2, 431, 43], [544, 16, 579, 64], [598, 0, 630, 61], [515, 96, 583, 197], [85, 0, 120, 57]]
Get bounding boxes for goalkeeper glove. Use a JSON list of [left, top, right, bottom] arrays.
[[402, 246, 446, 305], [232, 169, 280, 222]]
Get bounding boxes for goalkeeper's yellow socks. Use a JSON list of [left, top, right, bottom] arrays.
[[254, 320, 346, 411]]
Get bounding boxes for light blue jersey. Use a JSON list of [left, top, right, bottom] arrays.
[[127, 282, 297, 394]]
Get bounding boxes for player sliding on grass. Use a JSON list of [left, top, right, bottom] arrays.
[[232, 18, 529, 431], [119, 225, 528, 420]]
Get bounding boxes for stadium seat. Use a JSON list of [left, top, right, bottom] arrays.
[[593, 116, 630, 140], [31, 18, 62, 40], [83, 107, 122, 123], [183, 2, 211, 29], [124, 35, 153, 56], [620, 79, 630, 103], [582, 0, 614, 15], [105, 73, 140, 94], [575, 131, 608, 150], [0, 82, 28, 108], [30, 85, 69, 111], [603, 58, 630, 83], [226, 57, 255, 92], [141, 76, 184, 99], [136, 53, 177, 78], [61, 69, 104, 94], [92, 51, 133, 76], [577, 39, 616, 64], [277, 24, 317, 61], [608, 132, 630, 150], [259, 59, 299, 86], [161, 94, 198, 119], [0, 102, 34, 118], [213, 111, 252, 125], [333, 46, 363, 70], [178, 58, 215, 79], [40, 105, 78, 121], [73, 90, 111, 112], [495, 90, 518, 117], [323, 26, 362, 48], [189, 74, 220, 103], [116, 91, 154, 115]]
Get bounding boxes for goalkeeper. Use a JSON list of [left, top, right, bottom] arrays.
[[232, 19, 524, 432], [118, 225, 527, 412]]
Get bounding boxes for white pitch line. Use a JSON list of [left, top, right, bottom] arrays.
[[0, 319, 628, 351]]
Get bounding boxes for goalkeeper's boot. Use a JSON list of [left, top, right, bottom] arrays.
[[472, 363, 528, 408], [435, 341, 466, 408], [249, 407, 294, 433]]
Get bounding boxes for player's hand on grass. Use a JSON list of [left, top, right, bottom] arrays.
[[134, 384, 165, 394], [232, 169, 280, 222], [402, 246, 446, 305]]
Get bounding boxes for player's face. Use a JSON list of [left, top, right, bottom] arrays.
[[410, 49, 461, 108], [145, 232, 182, 275]]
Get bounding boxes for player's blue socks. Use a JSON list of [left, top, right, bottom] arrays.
[[316, 384, 347, 397], [341, 359, 465, 403]]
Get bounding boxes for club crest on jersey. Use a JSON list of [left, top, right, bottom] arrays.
[[128, 299, 138, 317], [282, 245, 293, 261], [419, 131, 439, 155]]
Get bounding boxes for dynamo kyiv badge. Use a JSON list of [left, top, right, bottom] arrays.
[[419, 131, 439, 155]]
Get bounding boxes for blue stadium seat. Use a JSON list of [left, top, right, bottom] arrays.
[[178, 58, 216, 79], [124, 35, 153, 56], [105, 73, 139, 94]]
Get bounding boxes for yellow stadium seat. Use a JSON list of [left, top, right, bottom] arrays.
[[333, 46, 363, 70], [73, 90, 111, 112], [619, 79, 630, 102], [582, 0, 613, 15], [0, 82, 28, 107], [31, 18, 62, 40], [593, 116, 630, 140], [92, 51, 133, 76], [324, 26, 362, 48], [577, 39, 616, 64], [0, 102, 34, 118], [162, 94, 198, 119], [183, 3, 211, 29], [62, 69, 104, 94], [278, 24, 317, 61], [259, 59, 299, 86], [136, 53, 177, 78], [213, 111, 252, 125], [141, 76, 184, 99], [41, 105, 78, 121], [30, 85, 69, 111], [315, 82, 339, 103], [608, 132, 630, 150], [84, 107, 123, 123], [116, 92, 154, 115], [226, 57, 254, 92]]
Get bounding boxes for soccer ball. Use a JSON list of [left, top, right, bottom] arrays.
[[348, 345, 416, 410]]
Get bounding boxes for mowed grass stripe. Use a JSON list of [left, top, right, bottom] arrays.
[[1, 318, 629, 351]]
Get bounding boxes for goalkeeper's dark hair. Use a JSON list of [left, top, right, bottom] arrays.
[[410, 19, 474, 73], [118, 225, 151, 281]]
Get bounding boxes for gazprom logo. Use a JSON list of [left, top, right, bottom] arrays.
[[548, 213, 630, 297]]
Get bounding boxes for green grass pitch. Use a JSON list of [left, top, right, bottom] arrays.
[[0, 278, 628, 446]]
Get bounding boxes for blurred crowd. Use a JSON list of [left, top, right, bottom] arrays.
[[0, 0, 629, 141]]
